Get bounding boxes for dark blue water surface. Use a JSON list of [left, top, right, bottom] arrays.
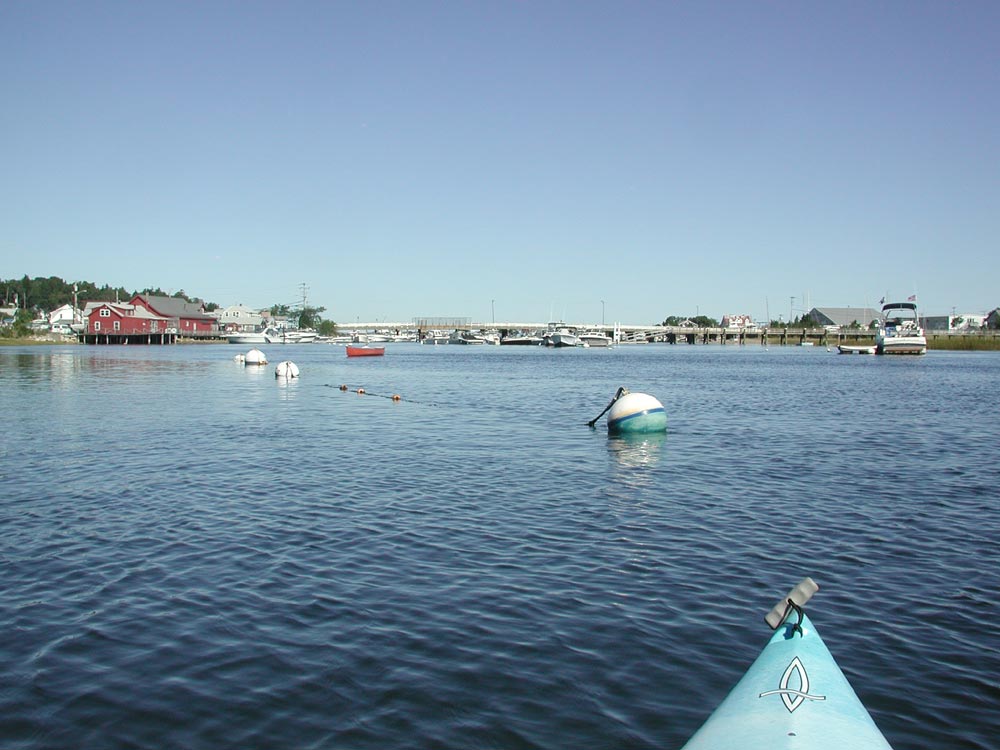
[[1, 343, 998, 749]]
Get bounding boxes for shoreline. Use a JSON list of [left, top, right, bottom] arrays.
[[5, 336, 1000, 351]]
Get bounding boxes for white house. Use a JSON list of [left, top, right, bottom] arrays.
[[952, 313, 986, 331], [47, 303, 78, 325], [721, 314, 755, 329], [217, 304, 264, 332]]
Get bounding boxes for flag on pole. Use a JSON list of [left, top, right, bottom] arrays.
[[908, 294, 917, 301], [879, 297, 885, 305]]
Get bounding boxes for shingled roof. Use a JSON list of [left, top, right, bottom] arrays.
[[809, 307, 881, 327], [133, 295, 215, 320]]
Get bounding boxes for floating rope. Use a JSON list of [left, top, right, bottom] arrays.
[[324, 383, 439, 406]]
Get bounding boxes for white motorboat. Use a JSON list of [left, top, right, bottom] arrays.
[[481, 329, 501, 345], [265, 328, 319, 344], [578, 330, 612, 347], [448, 329, 486, 344], [500, 332, 544, 345], [227, 326, 281, 345], [876, 301, 927, 355], [421, 330, 450, 345], [543, 322, 582, 348], [323, 335, 354, 345]]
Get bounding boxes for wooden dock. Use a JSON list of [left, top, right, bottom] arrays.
[[78, 332, 180, 345]]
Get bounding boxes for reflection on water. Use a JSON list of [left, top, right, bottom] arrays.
[[274, 373, 299, 396], [607, 431, 666, 470], [244, 363, 269, 377]]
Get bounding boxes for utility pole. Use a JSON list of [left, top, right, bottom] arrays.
[[601, 300, 605, 326]]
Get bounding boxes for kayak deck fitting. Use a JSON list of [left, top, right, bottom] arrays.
[[679, 578, 894, 749]]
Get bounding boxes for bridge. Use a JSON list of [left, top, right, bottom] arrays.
[[347, 320, 881, 346]]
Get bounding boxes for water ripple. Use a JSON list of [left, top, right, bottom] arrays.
[[1, 345, 998, 748]]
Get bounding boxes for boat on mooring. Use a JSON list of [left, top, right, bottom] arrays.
[[680, 578, 894, 750], [578, 330, 613, 347], [346, 345, 385, 357], [421, 330, 450, 345], [500, 331, 544, 345], [226, 326, 281, 345], [266, 328, 319, 344], [837, 344, 877, 355], [876, 301, 926, 355], [542, 322, 582, 348]]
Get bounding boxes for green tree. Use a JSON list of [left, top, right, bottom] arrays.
[[12, 308, 34, 337], [658, 315, 719, 327], [298, 305, 326, 329]]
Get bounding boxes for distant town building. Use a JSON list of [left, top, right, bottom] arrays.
[[808, 307, 881, 329], [952, 313, 986, 331], [922, 316, 950, 331], [923, 313, 987, 331], [84, 302, 169, 335], [47, 303, 77, 326], [129, 294, 217, 336], [721, 314, 754, 329], [217, 304, 264, 333]]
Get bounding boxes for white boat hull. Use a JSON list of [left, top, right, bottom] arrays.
[[546, 332, 581, 347], [876, 301, 926, 355], [227, 333, 266, 345], [266, 330, 319, 344], [876, 336, 926, 355], [579, 333, 612, 347]]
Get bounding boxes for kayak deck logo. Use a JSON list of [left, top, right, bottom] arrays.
[[759, 657, 827, 712]]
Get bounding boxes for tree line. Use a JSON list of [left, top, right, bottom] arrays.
[[0, 276, 219, 313], [1, 275, 338, 336]]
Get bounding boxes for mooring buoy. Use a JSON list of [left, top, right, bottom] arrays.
[[588, 387, 667, 433], [607, 391, 667, 433], [244, 348, 268, 366]]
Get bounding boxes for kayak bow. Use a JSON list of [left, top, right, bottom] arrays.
[[680, 579, 894, 749]]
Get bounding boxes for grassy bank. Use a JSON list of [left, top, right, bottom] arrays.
[[927, 334, 1000, 351], [0, 337, 73, 346]]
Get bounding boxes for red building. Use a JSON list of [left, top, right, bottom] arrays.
[[129, 295, 218, 336], [85, 302, 170, 335]]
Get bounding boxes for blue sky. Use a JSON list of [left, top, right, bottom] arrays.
[[2, 1, 997, 324]]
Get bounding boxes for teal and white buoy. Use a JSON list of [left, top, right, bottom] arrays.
[[589, 387, 667, 434]]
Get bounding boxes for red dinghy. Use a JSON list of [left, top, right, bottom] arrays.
[[346, 345, 385, 357]]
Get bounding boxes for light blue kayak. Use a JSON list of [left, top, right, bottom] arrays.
[[680, 586, 894, 749]]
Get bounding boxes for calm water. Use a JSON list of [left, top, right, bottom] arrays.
[[1, 343, 998, 749]]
